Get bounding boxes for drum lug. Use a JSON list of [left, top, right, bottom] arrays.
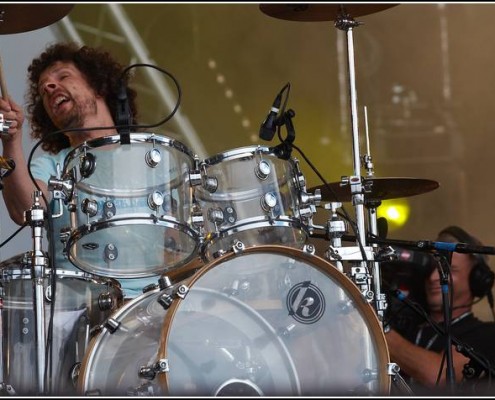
[[232, 240, 245, 254], [202, 176, 218, 193], [98, 291, 117, 311], [79, 152, 96, 179], [81, 198, 99, 217], [211, 248, 227, 259], [176, 284, 189, 299], [158, 275, 173, 289], [138, 359, 169, 380], [387, 363, 401, 376], [148, 191, 164, 210], [302, 244, 316, 255], [104, 317, 121, 334], [254, 159, 271, 180], [145, 148, 162, 168], [207, 207, 224, 225], [260, 192, 278, 212], [158, 292, 174, 309]]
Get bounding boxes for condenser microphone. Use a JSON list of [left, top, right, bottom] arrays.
[[259, 92, 282, 141]]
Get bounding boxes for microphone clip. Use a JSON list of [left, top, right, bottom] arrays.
[[272, 109, 296, 160]]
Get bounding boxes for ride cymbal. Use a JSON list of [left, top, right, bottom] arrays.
[[310, 177, 440, 203], [259, 4, 399, 22], [0, 4, 75, 34]]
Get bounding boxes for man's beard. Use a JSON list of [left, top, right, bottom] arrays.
[[59, 97, 97, 130]]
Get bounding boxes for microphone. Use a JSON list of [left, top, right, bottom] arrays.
[[393, 246, 434, 267], [377, 216, 388, 240], [259, 92, 282, 141], [116, 77, 131, 144], [381, 246, 435, 280]]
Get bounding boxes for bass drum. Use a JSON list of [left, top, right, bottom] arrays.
[[78, 246, 390, 396], [155, 246, 390, 396]]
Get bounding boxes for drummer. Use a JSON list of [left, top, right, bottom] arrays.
[[0, 42, 158, 299]]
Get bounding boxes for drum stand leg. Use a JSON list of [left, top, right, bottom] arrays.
[[388, 363, 415, 396], [24, 191, 50, 395]]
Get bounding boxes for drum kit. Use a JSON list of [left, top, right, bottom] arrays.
[[0, 3, 446, 397]]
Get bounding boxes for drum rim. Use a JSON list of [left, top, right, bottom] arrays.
[[0, 252, 122, 286], [202, 144, 281, 165], [65, 216, 201, 278], [63, 132, 196, 169], [200, 218, 309, 260], [157, 244, 391, 396]]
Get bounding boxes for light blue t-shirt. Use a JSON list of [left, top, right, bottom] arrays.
[[30, 148, 159, 299]]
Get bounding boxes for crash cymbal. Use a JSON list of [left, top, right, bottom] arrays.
[[0, 4, 75, 34], [259, 3, 398, 22], [310, 177, 440, 203]]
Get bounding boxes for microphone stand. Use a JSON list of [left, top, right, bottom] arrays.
[[434, 251, 456, 392], [394, 288, 495, 391]]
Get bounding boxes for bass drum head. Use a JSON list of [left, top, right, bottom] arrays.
[[76, 259, 204, 396], [157, 245, 390, 396]]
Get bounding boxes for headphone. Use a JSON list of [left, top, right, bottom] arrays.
[[438, 225, 495, 300]]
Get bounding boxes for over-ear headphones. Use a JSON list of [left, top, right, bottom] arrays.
[[438, 225, 495, 299]]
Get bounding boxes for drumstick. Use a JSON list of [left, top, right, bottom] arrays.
[[0, 54, 8, 99]]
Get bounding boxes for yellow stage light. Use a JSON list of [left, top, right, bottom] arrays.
[[377, 199, 411, 231]]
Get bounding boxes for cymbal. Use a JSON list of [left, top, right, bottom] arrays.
[[310, 177, 440, 203], [0, 4, 75, 34], [259, 4, 398, 22]]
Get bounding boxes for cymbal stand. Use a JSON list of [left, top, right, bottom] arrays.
[[24, 191, 49, 395], [331, 11, 375, 303], [362, 107, 387, 322]]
